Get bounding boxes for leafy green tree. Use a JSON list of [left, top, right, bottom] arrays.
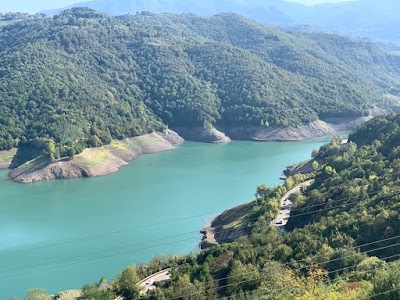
[[371, 261, 400, 299], [168, 274, 206, 300], [24, 289, 50, 300], [79, 283, 115, 300], [273, 244, 293, 261], [356, 257, 386, 280], [227, 260, 260, 295], [113, 265, 142, 299]]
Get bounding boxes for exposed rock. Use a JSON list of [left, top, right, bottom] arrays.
[[174, 127, 231, 143], [53, 289, 82, 300], [322, 116, 373, 131], [226, 120, 334, 141], [225, 115, 388, 141], [160, 129, 185, 145], [9, 130, 184, 183], [200, 226, 218, 249]]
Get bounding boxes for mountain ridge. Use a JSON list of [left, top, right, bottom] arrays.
[[41, 0, 400, 43], [1, 8, 400, 167]]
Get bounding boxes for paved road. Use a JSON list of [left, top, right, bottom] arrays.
[[138, 268, 172, 293], [272, 179, 314, 227]]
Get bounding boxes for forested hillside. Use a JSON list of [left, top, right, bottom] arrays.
[[42, 0, 400, 43], [33, 113, 400, 299], [1, 8, 400, 165]]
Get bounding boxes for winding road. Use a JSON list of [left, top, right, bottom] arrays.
[[272, 179, 314, 227], [138, 268, 172, 293]]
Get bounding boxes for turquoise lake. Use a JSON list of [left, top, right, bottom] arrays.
[[0, 137, 340, 298]]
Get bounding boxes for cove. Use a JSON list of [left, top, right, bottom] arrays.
[[0, 136, 339, 298]]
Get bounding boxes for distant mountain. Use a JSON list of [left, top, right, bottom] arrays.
[[1, 8, 400, 161], [42, 0, 400, 42], [42, 0, 297, 25], [298, 0, 400, 42]]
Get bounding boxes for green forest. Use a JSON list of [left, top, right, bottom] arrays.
[[19, 113, 399, 300], [1, 8, 400, 166]]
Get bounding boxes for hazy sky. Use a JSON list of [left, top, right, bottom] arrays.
[[0, 0, 84, 13], [0, 0, 355, 13], [288, 0, 354, 4]]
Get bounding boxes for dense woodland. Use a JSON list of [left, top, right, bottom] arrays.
[[18, 116, 400, 299], [1, 8, 400, 165]]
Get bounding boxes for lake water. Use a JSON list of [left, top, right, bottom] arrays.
[[0, 137, 338, 298]]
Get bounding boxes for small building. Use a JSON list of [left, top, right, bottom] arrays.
[[340, 139, 348, 147]]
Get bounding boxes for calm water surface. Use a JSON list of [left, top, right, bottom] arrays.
[[0, 137, 339, 298]]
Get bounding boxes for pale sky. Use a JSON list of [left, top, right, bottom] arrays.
[[0, 0, 86, 13], [288, 0, 355, 5], [0, 0, 354, 13]]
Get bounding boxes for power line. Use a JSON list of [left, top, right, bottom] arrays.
[[157, 234, 400, 296], [289, 188, 382, 213], [131, 190, 400, 298], [157, 237, 400, 299], [2, 190, 399, 277], [1, 182, 398, 299], [0, 236, 199, 281], [0, 179, 360, 257], [0, 221, 262, 278], [1, 183, 395, 259], [0, 209, 396, 299], [289, 191, 400, 219], [146, 188, 400, 297], [0, 210, 223, 257], [364, 286, 400, 299], [0, 220, 255, 275], [215, 252, 400, 300], [169, 251, 400, 300]]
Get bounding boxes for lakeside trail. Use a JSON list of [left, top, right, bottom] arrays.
[[138, 268, 172, 294], [201, 180, 314, 248], [271, 179, 314, 227], [53, 269, 172, 299]]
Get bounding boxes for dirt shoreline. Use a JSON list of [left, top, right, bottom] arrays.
[[3, 114, 389, 184], [8, 130, 184, 183], [225, 117, 371, 141], [198, 115, 376, 248], [174, 126, 231, 143]]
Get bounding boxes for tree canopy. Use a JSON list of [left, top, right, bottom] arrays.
[[1, 8, 400, 165]]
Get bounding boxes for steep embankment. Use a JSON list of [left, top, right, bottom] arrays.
[[174, 127, 230, 143], [226, 115, 378, 141], [227, 120, 333, 141], [9, 130, 183, 183], [201, 201, 257, 249]]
